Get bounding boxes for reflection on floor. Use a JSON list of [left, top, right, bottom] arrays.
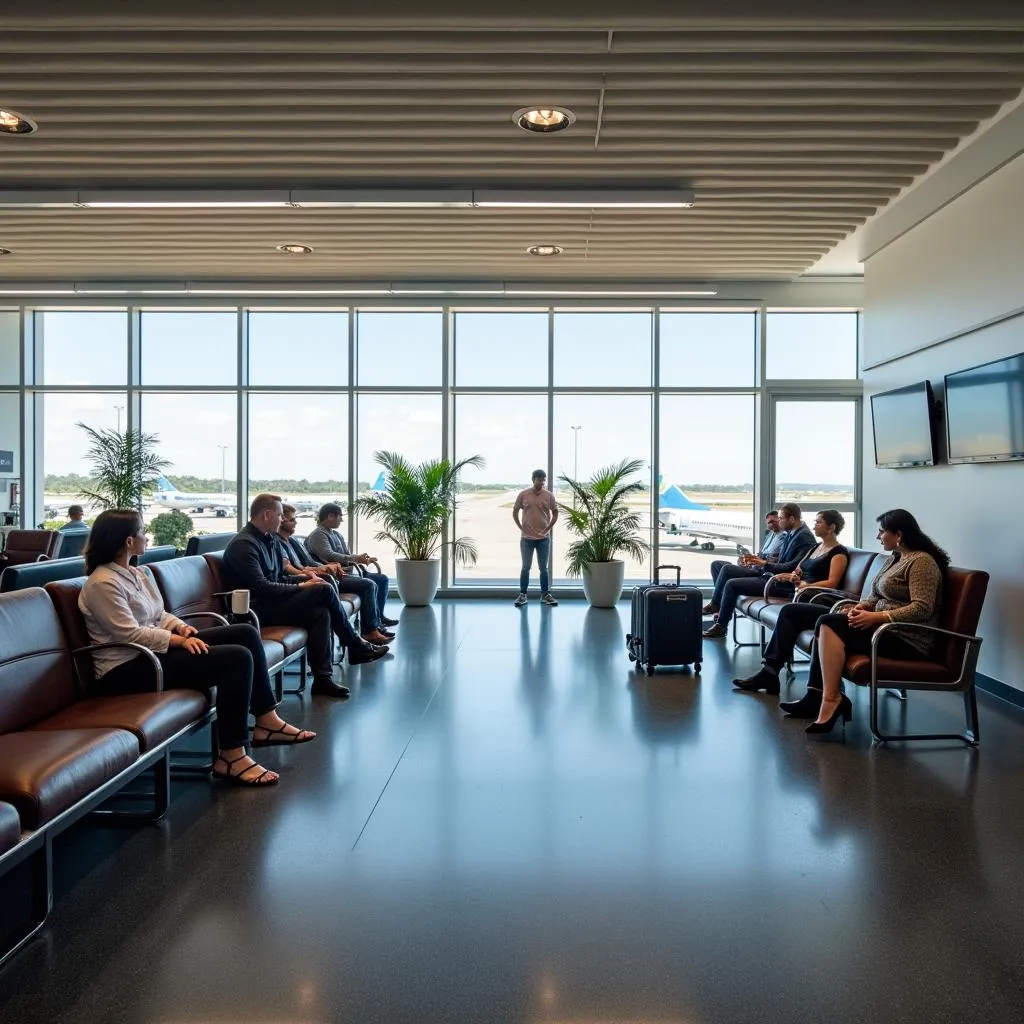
[[2, 600, 1024, 1023]]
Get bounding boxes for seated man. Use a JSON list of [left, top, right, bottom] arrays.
[[275, 503, 393, 646], [709, 509, 783, 588], [59, 504, 91, 534], [305, 503, 397, 630], [702, 502, 816, 639], [222, 494, 388, 699]]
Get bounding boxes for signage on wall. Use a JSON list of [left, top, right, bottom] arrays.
[[0, 450, 13, 473]]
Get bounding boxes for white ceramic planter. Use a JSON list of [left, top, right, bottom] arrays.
[[395, 559, 441, 607], [582, 560, 625, 608]]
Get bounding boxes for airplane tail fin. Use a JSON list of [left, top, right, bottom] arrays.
[[153, 475, 177, 494], [658, 484, 710, 512], [371, 471, 387, 492]]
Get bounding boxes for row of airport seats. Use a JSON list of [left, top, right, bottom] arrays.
[[732, 550, 990, 744], [0, 544, 178, 593], [0, 552, 363, 967]]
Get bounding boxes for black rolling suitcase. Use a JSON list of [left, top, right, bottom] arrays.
[[626, 564, 703, 675]]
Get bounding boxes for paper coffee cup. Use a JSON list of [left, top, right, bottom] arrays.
[[231, 589, 250, 615]]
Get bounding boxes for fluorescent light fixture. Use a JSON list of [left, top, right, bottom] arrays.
[[185, 281, 392, 296], [474, 188, 695, 208], [0, 187, 694, 209], [505, 282, 717, 297], [291, 188, 474, 208], [73, 280, 188, 295], [392, 281, 504, 295]]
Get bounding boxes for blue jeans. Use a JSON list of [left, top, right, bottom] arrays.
[[520, 537, 551, 594]]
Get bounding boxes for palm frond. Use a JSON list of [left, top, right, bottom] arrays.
[[76, 423, 170, 510]]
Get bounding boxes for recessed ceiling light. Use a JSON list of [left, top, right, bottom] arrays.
[[276, 242, 314, 255], [527, 244, 564, 256], [0, 109, 37, 135], [513, 107, 576, 134]]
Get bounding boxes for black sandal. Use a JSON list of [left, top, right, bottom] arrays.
[[252, 723, 317, 747], [211, 753, 279, 786]]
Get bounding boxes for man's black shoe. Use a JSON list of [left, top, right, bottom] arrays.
[[380, 616, 400, 627], [376, 627, 396, 640], [733, 668, 781, 696], [310, 677, 351, 698], [349, 643, 387, 665]]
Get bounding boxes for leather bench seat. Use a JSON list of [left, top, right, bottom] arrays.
[[0, 801, 21, 854], [843, 654, 955, 685], [261, 625, 306, 658], [0, 729, 139, 829], [30, 691, 209, 752]]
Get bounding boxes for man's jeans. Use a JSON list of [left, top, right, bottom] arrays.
[[520, 537, 551, 595]]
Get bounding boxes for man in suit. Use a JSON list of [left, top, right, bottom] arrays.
[[702, 502, 816, 640], [222, 494, 388, 699], [709, 509, 783, 589], [275, 503, 393, 646], [305, 503, 397, 630]]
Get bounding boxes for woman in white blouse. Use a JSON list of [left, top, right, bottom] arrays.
[[80, 510, 315, 787]]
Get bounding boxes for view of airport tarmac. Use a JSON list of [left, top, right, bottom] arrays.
[[43, 484, 854, 585]]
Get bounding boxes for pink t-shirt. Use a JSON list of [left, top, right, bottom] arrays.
[[514, 486, 557, 540]]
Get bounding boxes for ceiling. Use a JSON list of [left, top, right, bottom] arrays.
[[1, 2, 1023, 285]]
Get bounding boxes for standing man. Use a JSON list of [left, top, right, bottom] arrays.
[[512, 469, 559, 608], [305, 503, 398, 630]]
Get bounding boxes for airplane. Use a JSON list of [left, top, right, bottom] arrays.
[[149, 475, 236, 517], [658, 482, 755, 552], [369, 471, 387, 493]]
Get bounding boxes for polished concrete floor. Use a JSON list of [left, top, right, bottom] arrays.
[[2, 599, 1024, 1023]]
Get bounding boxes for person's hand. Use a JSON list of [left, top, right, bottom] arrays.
[[299, 576, 328, 588], [775, 572, 796, 584], [172, 635, 209, 654], [847, 607, 886, 630], [792, 567, 803, 580], [357, 553, 374, 564], [173, 623, 198, 637], [745, 555, 766, 567]]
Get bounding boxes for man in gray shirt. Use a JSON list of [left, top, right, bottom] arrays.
[[305, 503, 398, 635]]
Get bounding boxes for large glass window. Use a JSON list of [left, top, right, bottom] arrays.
[[553, 312, 652, 388], [660, 311, 756, 387], [357, 312, 442, 387], [247, 393, 348, 531], [41, 391, 127, 522], [139, 393, 237, 527], [552, 394, 653, 583], [773, 399, 857, 510], [0, 312, 21, 385], [454, 311, 548, 387], [248, 311, 348, 387], [140, 311, 237, 385], [355, 393, 441, 564], [36, 310, 127, 385], [0, 393, 19, 525], [452, 394, 548, 585], [766, 312, 858, 380], [659, 395, 755, 576]]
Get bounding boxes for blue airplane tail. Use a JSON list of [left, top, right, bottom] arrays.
[[371, 472, 387, 492], [658, 484, 710, 512], [153, 474, 177, 494]]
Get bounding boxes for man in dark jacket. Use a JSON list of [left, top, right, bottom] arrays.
[[222, 494, 387, 698], [702, 502, 817, 639]]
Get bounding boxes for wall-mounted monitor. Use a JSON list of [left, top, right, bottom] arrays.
[[870, 381, 936, 468], [945, 352, 1024, 464]]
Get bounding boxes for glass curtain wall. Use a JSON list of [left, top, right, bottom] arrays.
[[11, 304, 860, 588]]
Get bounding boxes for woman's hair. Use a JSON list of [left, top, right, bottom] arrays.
[[817, 508, 845, 536], [876, 508, 950, 570], [84, 509, 143, 574]]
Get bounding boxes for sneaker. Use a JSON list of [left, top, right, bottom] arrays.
[[514, 593, 528, 607], [703, 623, 728, 639], [541, 593, 559, 607]]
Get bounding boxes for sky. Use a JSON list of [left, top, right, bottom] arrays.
[[25, 308, 859, 490]]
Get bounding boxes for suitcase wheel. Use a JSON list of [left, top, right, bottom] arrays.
[[694, 662, 702, 674], [627, 651, 636, 662], [645, 663, 655, 676]]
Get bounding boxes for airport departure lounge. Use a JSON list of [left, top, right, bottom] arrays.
[[2, 3, 1024, 1022]]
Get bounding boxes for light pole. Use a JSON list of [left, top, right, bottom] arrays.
[[217, 445, 228, 496], [113, 405, 125, 433]]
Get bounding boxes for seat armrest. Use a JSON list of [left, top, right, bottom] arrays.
[[870, 621, 984, 690], [180, 611, 230, 627], [872, 620, 982, 646], [795, 586, 857, 605], [35, 554, 50, 562], [212, 593, 261, 631], [762, 573, 793, 599], [71, 641, 164, 694]]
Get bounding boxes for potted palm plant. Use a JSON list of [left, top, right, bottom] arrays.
[[76, 423, 170, 510], [559, 458, 651, 608], [354, 450, 484, 606]]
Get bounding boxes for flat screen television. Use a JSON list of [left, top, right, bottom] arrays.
[[945, 352, 1024, 464], [870, 381, 936, 468]]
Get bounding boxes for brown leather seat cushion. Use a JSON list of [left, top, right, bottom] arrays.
[[0, 729, 139, 829], [261, 638, 287, 667], [0, 800, 21, 854], [30, 691, 209, 752], [149, 556, 220, 618], [844, 654, 955, 685], [260, 626, 307, 658]]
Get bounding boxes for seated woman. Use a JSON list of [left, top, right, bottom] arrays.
[[79, 509, 316, 787], [733, 509, 849, 695], [781, 508, 948, 733]]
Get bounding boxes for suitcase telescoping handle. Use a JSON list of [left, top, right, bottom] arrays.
[[655, 564, 682, 586]]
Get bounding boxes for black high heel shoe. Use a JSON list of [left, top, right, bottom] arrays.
[[780, 688, 822, 719], [806, 694, 852, 735]]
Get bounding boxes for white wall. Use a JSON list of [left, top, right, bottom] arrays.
[[862, 154, 1024, 691]]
